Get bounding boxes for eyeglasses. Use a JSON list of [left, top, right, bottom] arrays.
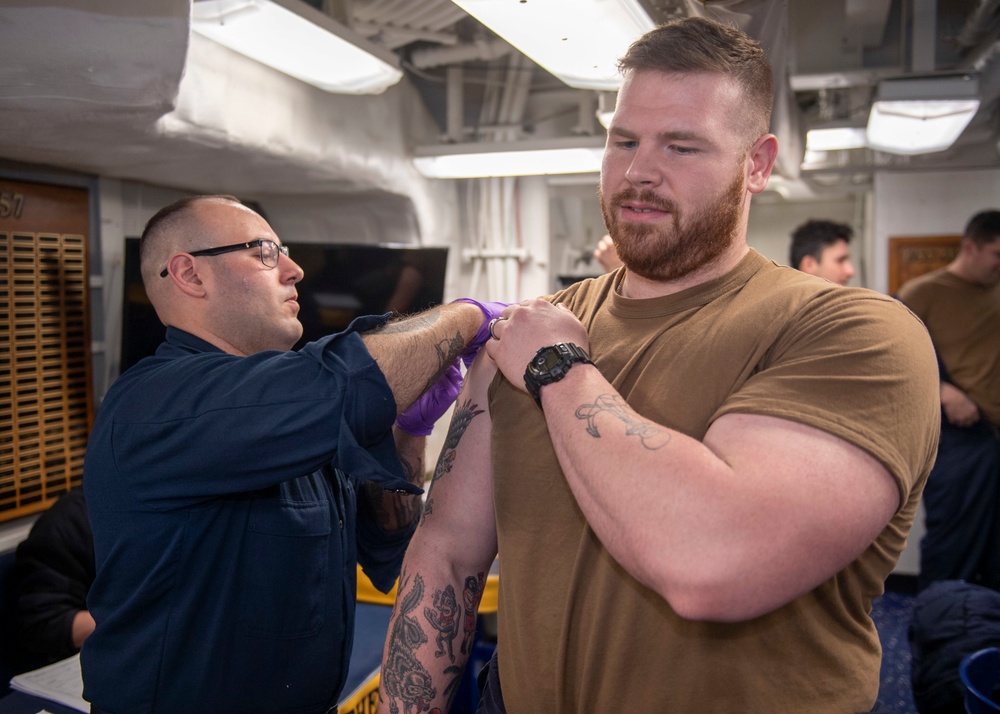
[[160, 239, 289, 278]]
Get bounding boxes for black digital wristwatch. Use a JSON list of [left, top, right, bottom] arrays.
[[523, 342, 593, 408]]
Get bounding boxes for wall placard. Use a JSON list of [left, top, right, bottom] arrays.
[[888, 235, 961, 295]]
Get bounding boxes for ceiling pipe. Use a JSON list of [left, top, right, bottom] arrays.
[[573, 91, 598, 135], [497, 53, 531, 141], [445, 65, 464, 143], [958, 0, 1000, 48], [957, 0, 1000, 71], [352, 21, 459, 48], [845, 0, 893, 48], [911, 0, 937, 73], [409, 38, 513, 69]]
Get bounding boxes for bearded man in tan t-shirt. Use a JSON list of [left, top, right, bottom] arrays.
[[378, 17, 940, 714]]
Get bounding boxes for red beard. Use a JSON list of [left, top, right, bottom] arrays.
[[599, 170, 746, 282]]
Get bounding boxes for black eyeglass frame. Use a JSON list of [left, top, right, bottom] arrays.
[[159, 239, 288, 278]]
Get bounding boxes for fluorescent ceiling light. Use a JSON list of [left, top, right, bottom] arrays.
[[448, 0, 654, 91], [866, 75, 980, 155], [191, 0, 403, 94], [805, 126, 868, 152], [414, 138, 605, 178]]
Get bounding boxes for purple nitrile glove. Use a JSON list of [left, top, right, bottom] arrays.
[[454, 297, 511, 367], [395, 360, 463, 436]]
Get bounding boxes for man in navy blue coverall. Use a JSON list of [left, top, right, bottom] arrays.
[[81, 194, 498, 714]]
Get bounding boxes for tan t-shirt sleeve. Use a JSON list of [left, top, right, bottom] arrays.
[[714, 292, 940, 503]]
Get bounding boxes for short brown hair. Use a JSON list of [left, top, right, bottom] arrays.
[[964, 209, 1000, 246], [618, 16, 774, 143]]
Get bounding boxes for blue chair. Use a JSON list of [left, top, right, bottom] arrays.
[[960, 647, 1000, 713]]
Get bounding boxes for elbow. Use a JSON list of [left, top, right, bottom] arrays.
[[649, 566, 776, 623], [656, 584, 743, 622], [664, 588, 755, 623]]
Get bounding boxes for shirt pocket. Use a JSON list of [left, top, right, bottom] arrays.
[[240, 498, 333, 639]]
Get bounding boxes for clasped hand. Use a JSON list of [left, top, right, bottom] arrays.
[[484, 299, 590, 392]]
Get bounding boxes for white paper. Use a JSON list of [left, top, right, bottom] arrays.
[[8, 653, 89, 712]]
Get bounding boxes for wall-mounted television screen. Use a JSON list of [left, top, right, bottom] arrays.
[[120, 238, 449, 373]]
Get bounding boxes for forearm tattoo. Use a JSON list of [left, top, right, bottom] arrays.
[[401, 449, 423, 484], [424, 584, 460, 661], [381, 573, 436, 714], [364, 448, 423, 530], [431, 399, 484, 485], [381, 570, 485, 713], [460, 572, 485, 656], [363, 481, 421, 531], [373, 311, 467, 394], [436, 333, 466, 367], [575, 394, 670, 451], [423, 332, 465, 395]]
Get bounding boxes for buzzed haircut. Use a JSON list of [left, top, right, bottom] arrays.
[[139, 194, 241, 251], [617, 16, 774, 143], [138, 194, 241, 285], [789, 219, 853, 269], [963, 209, 1000, 245]]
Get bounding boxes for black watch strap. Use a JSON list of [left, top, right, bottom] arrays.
[[524, 342, 593, 408]]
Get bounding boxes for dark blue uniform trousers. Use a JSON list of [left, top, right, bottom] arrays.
[[919, 419, 1000, 592]]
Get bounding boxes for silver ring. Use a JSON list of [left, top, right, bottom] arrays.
[[488, 317, 502, 340]]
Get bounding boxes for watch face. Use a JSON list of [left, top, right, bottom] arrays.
[[531, 346, 565, 374], [524, 343, 591, 406]]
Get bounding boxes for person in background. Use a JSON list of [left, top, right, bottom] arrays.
[[592, 233, 623, 272], [896, 209, 1000, 592], [81, 194, 503, 714], [15, 486, 95, 665], [789, 218, 856, 285], [377, 17, 939, 714]]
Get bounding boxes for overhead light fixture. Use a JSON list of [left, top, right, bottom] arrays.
[[448, 0, 654, 91], [413, 137, 605, 179], [866, 75, 980, 155], [805, 126, 868, 152], [191, 0, 403, 94]]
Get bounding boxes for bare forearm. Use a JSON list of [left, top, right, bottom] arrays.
[[378, 563, 487, 714], [540, 369, 733, 601], [539, 368, 896, 622], [940, 381, 980, 426], [72, 610, 96, 649], [363, 303, 482, 413]]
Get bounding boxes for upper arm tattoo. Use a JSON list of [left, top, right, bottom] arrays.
[[575, 394, 671, 451], [420, 398, 485, 525], [431, 398, 485, 484]]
